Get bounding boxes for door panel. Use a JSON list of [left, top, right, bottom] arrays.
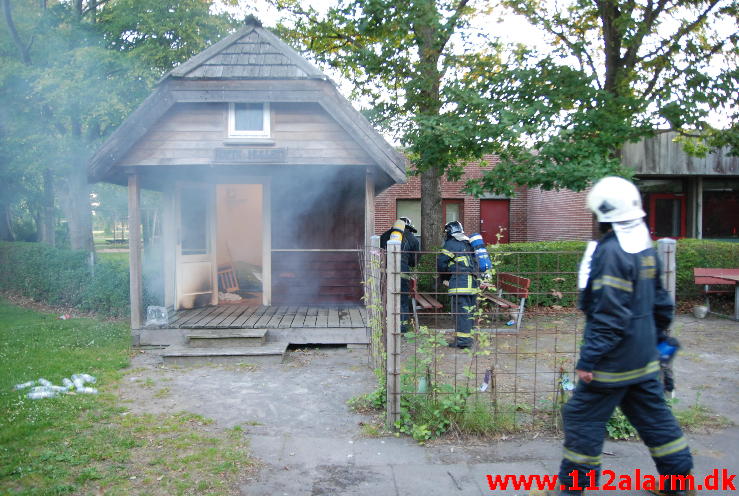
[[480, 199, 510, 244], [176, 183, 216, 310]]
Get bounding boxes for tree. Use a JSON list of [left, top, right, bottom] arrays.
[[464, 0, 738, 195], [273, 0, 737, 235], [273, 0, 507, 248], [0, 0, 237, 250]]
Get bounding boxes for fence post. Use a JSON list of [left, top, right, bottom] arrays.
[[657, 238, 677, 303], [386, 240, 401, 428], [368, 235, 382, 370]]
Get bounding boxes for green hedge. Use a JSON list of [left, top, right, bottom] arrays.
[[0, 242, 130, 317], [414, 238, 738, 307], [489, 241, 586, 307], [675, 239, 739, 300], [412, 241, 585, 307]]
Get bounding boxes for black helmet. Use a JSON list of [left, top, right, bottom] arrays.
[[444, 220, 463, 237], [399, 216, 417, 233]]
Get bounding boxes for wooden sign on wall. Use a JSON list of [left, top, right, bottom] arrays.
[[214, 147, 287, 163]]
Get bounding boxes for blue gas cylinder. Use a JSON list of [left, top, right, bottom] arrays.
[[469, 233, 492, 272]]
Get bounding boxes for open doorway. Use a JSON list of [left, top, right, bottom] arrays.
[[216, 184, 264, 306]]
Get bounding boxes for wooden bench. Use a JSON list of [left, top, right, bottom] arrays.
[[693, 268, 739, 321], [478, 272, 531, 332], [409, 279, 444, 313]]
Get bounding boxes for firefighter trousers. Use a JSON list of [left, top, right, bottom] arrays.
[[558, 376, 692, 494], [450, 294, 476, 347]]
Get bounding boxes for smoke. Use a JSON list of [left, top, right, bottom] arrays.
[[270, 165, 365, 305]]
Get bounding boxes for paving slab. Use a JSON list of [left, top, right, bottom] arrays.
[[392, 463, 482, 495]]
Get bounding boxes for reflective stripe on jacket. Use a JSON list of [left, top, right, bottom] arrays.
[[437, 238, 478, 295], [577, 231, 674, 387]]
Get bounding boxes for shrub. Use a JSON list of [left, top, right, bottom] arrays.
[[674, 239, 739, 300], [412, 238, 737, 308], [489, 241, 586, 307], [0, 242, 130, 317]]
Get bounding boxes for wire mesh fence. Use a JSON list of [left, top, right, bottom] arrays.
[[360, 237, 678, 437], [381, 245, 587, 434]]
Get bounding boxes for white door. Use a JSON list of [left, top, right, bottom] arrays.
[[175, 183, 217, 310]]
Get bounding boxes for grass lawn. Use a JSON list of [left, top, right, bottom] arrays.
[[0, 299, 253, 495], [96, 251, 130, 264]]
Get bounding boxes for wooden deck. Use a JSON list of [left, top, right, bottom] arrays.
[[168, 304, 367, 329]]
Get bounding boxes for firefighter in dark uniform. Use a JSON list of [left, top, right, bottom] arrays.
[[536, 177, 693, 496], [380, 217, 420, 333], [437, 221, 478, 349]]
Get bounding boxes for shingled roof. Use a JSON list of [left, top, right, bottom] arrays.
[[164, 16, 326, 80]]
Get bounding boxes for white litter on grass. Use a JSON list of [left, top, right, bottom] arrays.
[[14, 374, 98, 399]]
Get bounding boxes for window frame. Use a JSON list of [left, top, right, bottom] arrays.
[[442, 199, 464, 226], [228, 102, 271, 138]]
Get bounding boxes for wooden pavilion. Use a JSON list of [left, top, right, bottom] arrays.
[[88, 17, 406, 352]]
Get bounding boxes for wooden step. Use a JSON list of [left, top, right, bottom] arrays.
[[161, 342, 288, 366], [186, 328, 267, 348]]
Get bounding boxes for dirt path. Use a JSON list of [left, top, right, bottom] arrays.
[[116, 313, 739, 495]]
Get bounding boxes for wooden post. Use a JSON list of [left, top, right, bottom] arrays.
[[657, 238, 677, 304], [364, 169, 375, 247], [368, 235, 382, 370], [364, 169, 376, 306], [262, 179, 272, 306], [386, 240, 401, 427], [161, 183, 175, 310], [128, 174, 143, 330]]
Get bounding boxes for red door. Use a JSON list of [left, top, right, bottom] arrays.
[[480, 199, 510, 244]]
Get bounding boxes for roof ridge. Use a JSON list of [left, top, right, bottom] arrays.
[[162, 23, 326, 81]]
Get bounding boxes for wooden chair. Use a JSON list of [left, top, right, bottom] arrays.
[[217, 264, 240, 293]]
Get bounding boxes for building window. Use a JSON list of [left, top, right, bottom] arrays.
[[397, 199, 422, 237], [229, 103, 270, 138], [396, 199, 465, 240], [648, 193, 686, 238], [702, 179, 739, 239], [442, 199, 463, 225]]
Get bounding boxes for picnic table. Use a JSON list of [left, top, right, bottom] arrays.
[[693, 268, 739, 321]]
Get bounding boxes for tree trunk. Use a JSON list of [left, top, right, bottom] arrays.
[[420, 166, 443, 250], [65, 117, 93, 252], [66, 163, 93, 251], [38, 167, 56, 245], [0, 201, 14, 241], [2, 0, 31, 64]]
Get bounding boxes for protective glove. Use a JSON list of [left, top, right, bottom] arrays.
[[657, 336, 681, 363]]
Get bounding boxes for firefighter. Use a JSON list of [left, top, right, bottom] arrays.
[[437, 220, 478, 349], [380, 217, 420, 333], [535, 176, 693, 496]]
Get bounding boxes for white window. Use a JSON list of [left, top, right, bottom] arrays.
[[397, 199, 422, 237], [228, 102, 270, 138]]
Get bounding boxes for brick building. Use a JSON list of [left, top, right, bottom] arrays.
[[376, 132, 739, 244], [375, 155, 593, 244]]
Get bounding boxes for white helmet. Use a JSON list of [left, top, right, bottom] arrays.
[[587, 176, 646, 223]]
